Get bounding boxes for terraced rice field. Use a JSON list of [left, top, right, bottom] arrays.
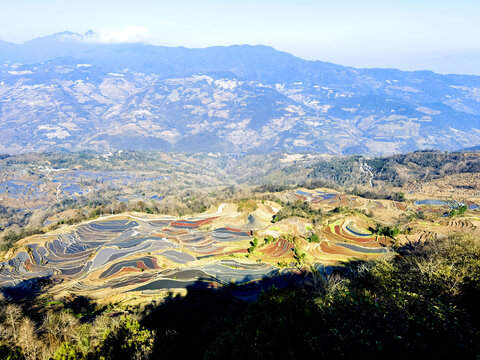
[[6, 187, 477, 302], [414, 199, 462, 207], [0, 169, 167, 209], [322, 220, 387, 246], [412, 199, 476, 216], [283, 189, 480, 220], [308, 220, 391, 261], [440, 219, 476, 229], [280, 189, 408, 215], [0, 191, 417, 301], [260, 239, 295, 258], [0, 204, 287, 300], [289, 190, 349, 207], [0, 189, 401, 301]]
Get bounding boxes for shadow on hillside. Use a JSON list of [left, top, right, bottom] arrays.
[[0, 275, 54, 300], [139, 270, 319, 359]]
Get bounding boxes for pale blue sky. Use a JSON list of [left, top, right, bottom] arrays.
[[1, 0, 480, 72]]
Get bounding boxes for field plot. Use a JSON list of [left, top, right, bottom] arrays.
[[308, 219, 391, 262], [279, 189, 408, 215], [260, 238, 295, 258], [0, 168, 168, 210], [280, 188, 480, 228]]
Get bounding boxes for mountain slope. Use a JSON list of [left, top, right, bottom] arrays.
[[1, 32, 480, 154]]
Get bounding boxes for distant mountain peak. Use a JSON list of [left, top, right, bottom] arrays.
[[84, 30, 96, 37], [23, 31, 81, 43]]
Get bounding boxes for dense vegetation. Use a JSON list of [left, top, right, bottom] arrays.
[[306, 156, 371, 187], [272, 201, 322, 223], [306, 150, 480, 187], [367, 150, 480, 186]]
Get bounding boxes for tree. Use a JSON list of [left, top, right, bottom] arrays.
[[95, 315, 154, 360]]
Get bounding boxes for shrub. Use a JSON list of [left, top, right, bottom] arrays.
[[449, 205, 467, 217], [248, 238, 259, 253], [308, 234, 320, 243], [53, 342, 82, 360], [237, 199, 258, 212], [273, 201, 322, 223], [95, 315, 154, 360], [376, 225, 400, 238]]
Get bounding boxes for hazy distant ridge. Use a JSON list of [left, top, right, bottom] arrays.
[[1, 32, 480, 154]]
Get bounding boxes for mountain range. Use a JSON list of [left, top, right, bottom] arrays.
[[1, 31, 480, 154]]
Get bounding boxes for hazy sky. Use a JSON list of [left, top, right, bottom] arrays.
[[2, 0, 480, 72]]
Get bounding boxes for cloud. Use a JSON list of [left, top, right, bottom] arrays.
[[98, 26, 152, 43], [65, 26, 153, 44]]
